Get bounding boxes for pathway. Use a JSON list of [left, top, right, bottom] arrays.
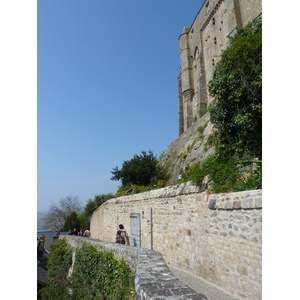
[[169, 266, 242, 300]]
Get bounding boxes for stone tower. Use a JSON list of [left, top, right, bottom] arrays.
[[178, 0, 262, 136]]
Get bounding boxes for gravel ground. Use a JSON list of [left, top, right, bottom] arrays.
[[169, 266, 242, 300]]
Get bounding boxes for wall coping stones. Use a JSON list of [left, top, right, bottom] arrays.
[[94, 182, 209, 214], [61, 236, 208, 300], [94, 183, 262, 214], [208, 189, 262, 210]]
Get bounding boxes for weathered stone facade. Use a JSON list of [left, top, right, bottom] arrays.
[[158, 111, 214, 183], [178, 0, 262, 135], [91, 183, 262, 299]]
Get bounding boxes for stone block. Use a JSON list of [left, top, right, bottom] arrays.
[[239, 234, 248, 240], [255, 196, 262, 208], [233, 200, 241, 209], [229, 230, 237, 238], [242, 198, 253, 209], [253, 224, 259, 233], [224, 200, 233, 209], [208, 199, 216, 209], [241, 225, 249, 232], [250, 236, 258, 243]]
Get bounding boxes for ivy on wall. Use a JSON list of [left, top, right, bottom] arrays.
[[39, 238, 135, 300], [208, 17, 262, 160]]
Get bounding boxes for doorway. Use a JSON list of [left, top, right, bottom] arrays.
[[130, 213, 141, 247]]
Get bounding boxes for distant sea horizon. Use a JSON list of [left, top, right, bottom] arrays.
[[37, 211, 49, 231], [37, 211, 69, 251]]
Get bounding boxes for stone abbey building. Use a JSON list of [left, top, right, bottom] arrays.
[[178, 0, 262, 135]]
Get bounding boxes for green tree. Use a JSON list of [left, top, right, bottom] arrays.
[[62, 211, 81, 232], [44, 195, 83, 231], [208, 17, 262, 159], [77, 212, 90, 231], [111, 149, 168, 187], [94, 193, 114, 206], [84, 198, 97, 217], [84, 193, 115, 218]]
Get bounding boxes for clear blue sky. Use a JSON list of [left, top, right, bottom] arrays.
[[37, 1, 205, 212]]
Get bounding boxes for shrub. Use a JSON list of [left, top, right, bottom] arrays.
[[180, 154, 237, 193], [156, 179, 169, 188], [41, 238, 73, 299], [133, 184, 146, 193], [42, 239, 135, 299], [70, 243, 135, 299], [235, 163, 262, 191]]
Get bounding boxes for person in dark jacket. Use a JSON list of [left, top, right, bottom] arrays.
[[119, 224, 130, 245], [115, 230, 125, 244]]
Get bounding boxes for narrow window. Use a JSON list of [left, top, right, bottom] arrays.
[[206, 2, 210, 14], [212, 17, 216, 27], [191, 29, 194, 39], [214, 37, 217, 47]]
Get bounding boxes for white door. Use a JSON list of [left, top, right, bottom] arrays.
[[130, 213, 141, 247]]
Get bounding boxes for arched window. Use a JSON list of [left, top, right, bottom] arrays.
[[193, 48, 200, 90]]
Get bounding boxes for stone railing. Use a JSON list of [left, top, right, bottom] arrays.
[[61, 235, 207, 300]]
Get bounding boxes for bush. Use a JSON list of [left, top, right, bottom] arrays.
[[180, 154, 238, 193], [235, 163, 262, 191], [37, 281, 46, 300], [42, 239, 135, 299], [133, 184, 146, 193], [180, 153, 262, 193], [70, 243, 135, 299], [41, 238, 73, 299]]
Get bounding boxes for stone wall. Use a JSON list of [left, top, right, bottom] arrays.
[[91, 183, 262, 299], [158, 111, 214, 183], [62, 235, 207, 300]]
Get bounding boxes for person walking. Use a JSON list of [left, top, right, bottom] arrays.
[[83, 227, 90, 238], [119, 224, 130, 245], [115, 230, 125, 244]]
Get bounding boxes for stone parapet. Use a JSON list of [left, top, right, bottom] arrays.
[[95, 182, 206, 207], [61, 236, 207, 300], [91, 185, 262, 299], [208, 190, 262, 210]]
